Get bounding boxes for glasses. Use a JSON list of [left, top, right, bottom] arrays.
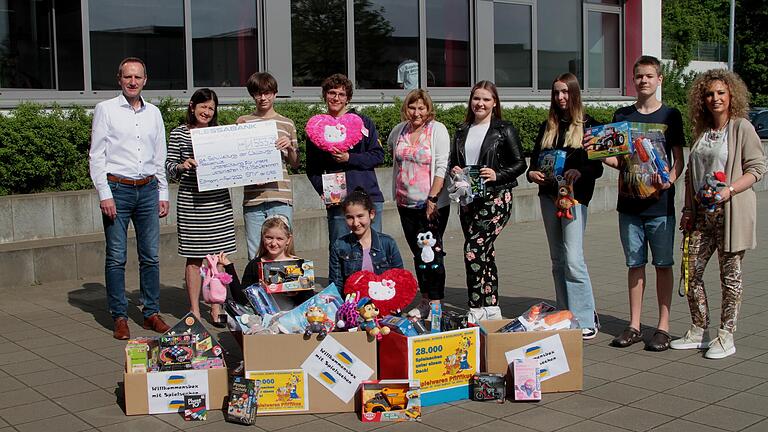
[[326, 90, 347, 100], [254, 92, 275, 99]]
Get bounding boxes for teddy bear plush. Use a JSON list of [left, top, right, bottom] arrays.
[[555, 184, 579, 220]]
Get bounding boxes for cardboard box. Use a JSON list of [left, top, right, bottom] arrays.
[[481, 320, 583, 393], [124, 367, 229, 415], [378, 326, 480, 406], [243, 331, 377, 415]]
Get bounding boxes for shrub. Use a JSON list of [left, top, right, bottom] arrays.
[[0, 99, 632, 195]]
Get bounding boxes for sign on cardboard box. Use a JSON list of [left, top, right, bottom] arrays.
[[301, 335, 375, 403], [504, 334, 570, 382], [246, 370, 308, 413], [145, 370, 209, 414], [481, 320, 582, 393]]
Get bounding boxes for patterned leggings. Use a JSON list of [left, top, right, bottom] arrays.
[[685, 208, 745, 332], [459, 188, 513, 307]]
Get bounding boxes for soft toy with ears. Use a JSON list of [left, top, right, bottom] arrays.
[[343, 269, 417, 316], [555, 184, 579, 220], [305, 113, 363, 153], [356, 297, 390, 339]]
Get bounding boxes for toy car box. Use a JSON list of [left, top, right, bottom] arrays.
[[471, 373, 506, 403], [361, 380, 421, 422], [258, 259, 315, 294], [583, 121, 631, 159]]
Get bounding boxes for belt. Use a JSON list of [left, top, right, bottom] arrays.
[[107, 174, 155, 186]]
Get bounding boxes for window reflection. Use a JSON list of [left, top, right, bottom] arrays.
[[536, 0, 581, 89], [56, 2, 84, 90], [587, 11, 619, 88], [192, 1, 258, 88], [426, 0, 470, 87], [0, 0, 54, 89], [292, 0, 347, 87], [88, 0, 185, 90], [354, 0, 419, 90], [494, 2, 532, 88]]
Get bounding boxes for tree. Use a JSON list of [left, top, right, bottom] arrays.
[[734, 0, 768, 103], [662, 0, 729, 67]]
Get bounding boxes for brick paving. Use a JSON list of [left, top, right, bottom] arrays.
[[1, 193, 768, 431]]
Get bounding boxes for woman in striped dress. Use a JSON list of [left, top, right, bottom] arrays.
[[166, 88, 236, 326]]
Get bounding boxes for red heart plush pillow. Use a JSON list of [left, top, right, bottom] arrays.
[[305, 113, 364, 153], [343, 269, 418, 316]]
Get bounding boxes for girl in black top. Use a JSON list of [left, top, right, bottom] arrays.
[[527, 73, 603, 339]]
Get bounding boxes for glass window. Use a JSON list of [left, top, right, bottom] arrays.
[[88, 0, 185, 90], [426, 0, 470, 87], [0, 0, 54, 89], [354, 0, 419, 90], [291, 0, 347, 87], [587, 11, 619, 88], [536, 0, 581, 89], [55, 1, 84, 91], [493, 2, 532, 87], [192, 1, 258, 88]]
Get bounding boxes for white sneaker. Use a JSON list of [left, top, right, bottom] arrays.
[[484, 306, 503, 320], [670, 325, 711, 350], [705, 329, 736, 359], [582, 328, 598, 340], [467, 308, 488, 324]]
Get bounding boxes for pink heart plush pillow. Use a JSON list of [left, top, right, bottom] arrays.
[[305, 113, 363, 153]]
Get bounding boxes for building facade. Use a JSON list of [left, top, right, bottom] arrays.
[[0, 0, 660, 107]]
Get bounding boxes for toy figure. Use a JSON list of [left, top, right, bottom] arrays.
[[335, 293, 361, 330], [448, 170, 474, 206], [357, 297, 390, 339], [304, 306, 332, 339], [696, 171, 727, 212], [417, 231, 436, 263], [555, 184, 578, 219]]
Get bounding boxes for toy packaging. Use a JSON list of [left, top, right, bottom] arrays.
[[380, 315, 418, 337], [361, 380, 421, 422], [183, 394, 207, 421], [583, 121, 631, 159], [244, 284, 281, 316], [618, 122, 671, 199], [274, 283, 343, 334], [226, 376, 261, 425], [512, 358, 541, 401], [498, 302, 578, 333], [258, 259, 315, 294], [322, 172, 347, 205], [441, 310, 469, 332], [125, 337, 158, 373], [466, 165, 486, 198], [471, 373, 506, 403], [429, 302, 442, 333], [158, 313, 225, 371], [537, 149, 566, 179]]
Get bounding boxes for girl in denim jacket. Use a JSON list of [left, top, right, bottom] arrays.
[[328, 189, 404, 291]]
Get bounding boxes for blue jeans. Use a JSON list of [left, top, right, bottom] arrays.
[[618, 213, 675, 268], [540, 197, 596, 328], [243, 202, 293, 259], [103, 178, 161, 320], [326, 202, 384, 250]]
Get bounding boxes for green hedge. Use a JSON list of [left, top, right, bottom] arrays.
[[0, 100, 621, 196]]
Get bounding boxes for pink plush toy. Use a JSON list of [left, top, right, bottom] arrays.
[[305, 113, 363, 153]]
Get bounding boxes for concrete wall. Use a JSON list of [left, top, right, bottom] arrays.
[[2, 146, 768, 287]]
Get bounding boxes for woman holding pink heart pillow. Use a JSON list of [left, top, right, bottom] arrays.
[[305, 74, 386, 249], [387, 89, 451, 318]]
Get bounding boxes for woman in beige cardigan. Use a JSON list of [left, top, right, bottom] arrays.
[[671, 69, 767, 359]]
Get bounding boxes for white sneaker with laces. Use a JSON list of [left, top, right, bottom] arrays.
[[704, 329, 736, 359], [670, 324, 710, 350], [582, 328, 598, 340]]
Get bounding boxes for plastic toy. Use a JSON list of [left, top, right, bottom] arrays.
[[448, 170, 474, 205], [303, 305, 333, 339], [343, 269, 418, 316], [305, 113, 363, 153], [472, 373, 506, 403], [697, 171, 727, 212], [555, 184, 578, 219], [357, 297, 390, 339], [365, 387, 409, 412], [335, 292, 361, 330], [361, 380, 421, 422]]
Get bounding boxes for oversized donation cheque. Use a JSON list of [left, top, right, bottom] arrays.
[[191, 120, 283, 192]]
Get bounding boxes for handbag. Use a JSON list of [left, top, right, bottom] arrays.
[[202, 254, 231, 304]]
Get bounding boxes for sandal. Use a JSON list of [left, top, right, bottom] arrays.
[[611, 326, 642, 348], [646, 329, 671, 352], [210, 313, 227, 329]]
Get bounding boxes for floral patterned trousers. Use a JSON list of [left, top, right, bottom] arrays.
[[459, 188, 513, 307], [685, 207, 745, 332]]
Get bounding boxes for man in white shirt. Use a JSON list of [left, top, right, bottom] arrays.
[[89, 57, 170, 339]]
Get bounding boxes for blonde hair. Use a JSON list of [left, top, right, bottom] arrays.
[[400, 89, 436, 123], [541, 73, 584, 149], [688, 69, 750, 137], [255, 216, 295, 258]]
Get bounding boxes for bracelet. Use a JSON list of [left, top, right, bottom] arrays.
[[728, 185, 736, 195]]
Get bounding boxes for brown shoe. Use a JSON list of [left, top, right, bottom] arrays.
[[113, 317, 130, 340], [611, 326, 642, 348], [143, 314, 170, 333]]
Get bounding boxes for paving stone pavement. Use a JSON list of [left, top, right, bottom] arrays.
[[2, 193, 768, 431]]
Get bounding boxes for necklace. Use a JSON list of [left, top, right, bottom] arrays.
[[707, 121, 729, 141]]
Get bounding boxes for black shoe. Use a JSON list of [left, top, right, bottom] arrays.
[[645, 329, 671, 352], [611, 326, 642, 348]]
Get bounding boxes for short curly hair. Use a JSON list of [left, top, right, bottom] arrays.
[[321, 73, 353, 101], [688, 69, 750, 137]]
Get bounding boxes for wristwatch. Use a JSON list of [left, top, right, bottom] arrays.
[[728, 185, 736, 195], [428, 195, 439, 203]]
